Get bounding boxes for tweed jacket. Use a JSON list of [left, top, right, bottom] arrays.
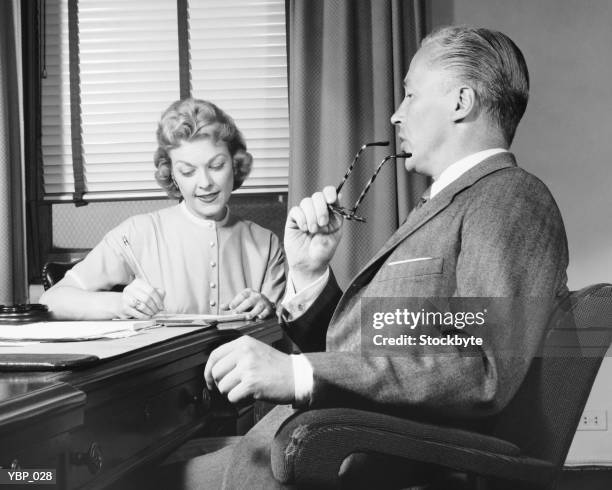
[[285, 152, 569, 419]]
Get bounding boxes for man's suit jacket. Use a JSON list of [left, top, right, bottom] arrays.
[[285, 152, 569, 419]]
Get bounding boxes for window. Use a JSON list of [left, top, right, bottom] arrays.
[[41, 0, 289, 202]]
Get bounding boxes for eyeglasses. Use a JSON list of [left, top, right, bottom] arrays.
[[329, 141, 411, 223]]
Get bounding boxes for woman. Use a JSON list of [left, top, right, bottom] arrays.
[[41, 98, 285, 320]]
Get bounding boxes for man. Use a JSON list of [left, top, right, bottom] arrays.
[[185, 25, 568, 488]]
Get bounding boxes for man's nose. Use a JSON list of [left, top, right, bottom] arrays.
[[390, 99, 407, 125], [390, 107, 402, 125]]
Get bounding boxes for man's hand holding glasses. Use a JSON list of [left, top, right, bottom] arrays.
[[285, 186, 343, 291]]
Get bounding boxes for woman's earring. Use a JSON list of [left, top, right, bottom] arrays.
[[171, 175, 182, 199]]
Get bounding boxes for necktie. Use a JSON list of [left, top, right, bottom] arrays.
[[416, 196, 428, 209], [401, 188, 431, 225], [415, 187, 431, 209]]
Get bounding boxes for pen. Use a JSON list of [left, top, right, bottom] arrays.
[[121, 235, 152, 284]]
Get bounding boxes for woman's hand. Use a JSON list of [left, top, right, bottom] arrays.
[[221, 289, 275, 320], [117, 278, 165, 319]]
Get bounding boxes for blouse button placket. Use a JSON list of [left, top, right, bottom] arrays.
[[210, 224, 219, 314]]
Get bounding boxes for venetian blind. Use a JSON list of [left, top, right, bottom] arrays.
[[188, 0, 289, 190], [41, 0, 289, 201]]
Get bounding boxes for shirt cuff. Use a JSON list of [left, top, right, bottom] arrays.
[[281, 268, 330, 320], [291, 353, 314, 406]]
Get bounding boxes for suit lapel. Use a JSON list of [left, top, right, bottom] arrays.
[[347, 152, 518, 286]]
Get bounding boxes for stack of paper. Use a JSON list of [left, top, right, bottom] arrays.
[[0, 320, 158, 342]]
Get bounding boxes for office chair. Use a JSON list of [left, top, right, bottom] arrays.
[[42, 259, 84, 290], [271, 284, 612, 489]]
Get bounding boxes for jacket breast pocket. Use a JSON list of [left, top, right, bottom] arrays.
[[375, 257, 443, 282]]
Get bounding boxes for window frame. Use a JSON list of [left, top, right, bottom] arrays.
[[25, 0, 290, 283]]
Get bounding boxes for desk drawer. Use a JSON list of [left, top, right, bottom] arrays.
[[67, 374, 209, 489]]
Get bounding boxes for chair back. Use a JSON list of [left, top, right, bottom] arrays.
[[42, 259, 83, 290], [489, 284, 612, 469]]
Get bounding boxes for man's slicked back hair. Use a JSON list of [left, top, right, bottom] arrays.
[[422, 26, 529, 145]]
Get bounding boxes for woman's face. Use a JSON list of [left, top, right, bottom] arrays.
[[169, 138, 234, 221]]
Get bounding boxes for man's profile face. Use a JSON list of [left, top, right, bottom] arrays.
[[391, 46, 454, 177]]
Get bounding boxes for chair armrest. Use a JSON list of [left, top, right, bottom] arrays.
[[271, 408, 555, 489], [42, 259, 124, 293], [42, 260, 82, 290]]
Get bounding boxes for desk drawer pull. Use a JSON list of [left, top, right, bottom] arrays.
[[71, 442, 103, 475], [201, 388, 211, 410]]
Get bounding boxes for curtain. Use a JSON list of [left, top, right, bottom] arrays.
[[0, 0, 27, 304], [287, 0, 429, 287]]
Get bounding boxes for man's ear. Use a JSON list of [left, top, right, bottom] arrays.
[[451, 86, 477, 122]]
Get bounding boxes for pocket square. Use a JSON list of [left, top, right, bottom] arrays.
[[387, 257, 433, 266]]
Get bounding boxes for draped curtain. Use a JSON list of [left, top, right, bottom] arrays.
[[287, 0, 429, 287], [0, 0, 27, 304]]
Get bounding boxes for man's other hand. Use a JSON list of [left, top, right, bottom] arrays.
[[284, 185, 343, 289], [204, 336, 294, 404]]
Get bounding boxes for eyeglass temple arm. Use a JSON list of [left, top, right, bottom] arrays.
[[349, 153, 411, 212], [336, 141, 390, 194]]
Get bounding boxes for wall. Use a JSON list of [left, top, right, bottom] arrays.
[[432, 0, 612, 465], [433, 0, 612, 290]]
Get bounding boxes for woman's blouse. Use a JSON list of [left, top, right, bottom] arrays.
[[67, 202, 286, 314]]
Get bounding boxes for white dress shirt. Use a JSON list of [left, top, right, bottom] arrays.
[[284, 148, 508, 405], [430, 148, 507, 198]]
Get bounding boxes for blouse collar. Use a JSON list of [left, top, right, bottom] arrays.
[[179, 201, 230, 228]]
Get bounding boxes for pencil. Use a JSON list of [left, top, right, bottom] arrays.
[[121, 235, 152, 284]]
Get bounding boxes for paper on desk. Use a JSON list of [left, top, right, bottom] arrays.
[[0, 320, 158, 342], [0, 340, 38, 347], [153, 312, 248, 324]]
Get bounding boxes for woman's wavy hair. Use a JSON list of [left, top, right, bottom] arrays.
[[154, 98, 252, 198]]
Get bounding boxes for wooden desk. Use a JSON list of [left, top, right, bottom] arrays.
[[0, 320, 282, 489]]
